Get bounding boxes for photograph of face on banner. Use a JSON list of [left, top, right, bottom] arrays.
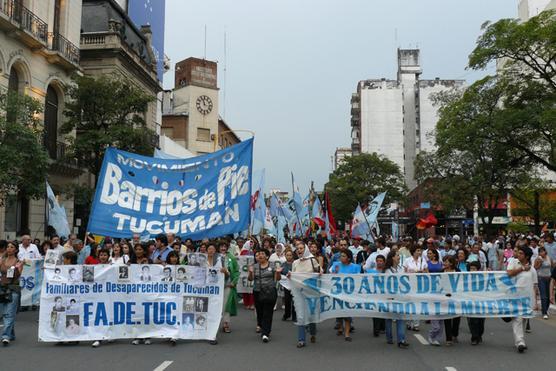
[[183, 296, 196, 312], [207, 268, 219, 284], [161, 266, 173, 282], [44, 249, 60, 269], [195, 297, 209, 313], [82, 266, 94, 283], [52, 267, 62, 281], [187, 253, 207, 267], [118, 265, 129, 281], [65, 315, 80, 336], [182, 313, 194, 331], [175, 266, 187, 282], [67, 267, 81, 283], [66, 298, 79, 314], [50, 296, 66, 336], [195, 314, 207, 330], [139, 265, 152, 281]]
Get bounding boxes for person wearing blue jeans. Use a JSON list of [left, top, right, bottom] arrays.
[[384, 251, 409, 348], [385, 319, 408, 348], [1, 291, 20, 343], [0, 241, 24, 346], [297, 323, 317, 345]]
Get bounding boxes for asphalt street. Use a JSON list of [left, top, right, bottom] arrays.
[[1, 305, 556, 371]]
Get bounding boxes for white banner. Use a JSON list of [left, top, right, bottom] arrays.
[[289, 272, 535, 325], [39, 264, 224, 342], [236, 256, 254, 294], [20, 259, 44, 306]]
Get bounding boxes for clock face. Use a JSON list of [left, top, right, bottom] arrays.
[[196, 95, 213, 115]]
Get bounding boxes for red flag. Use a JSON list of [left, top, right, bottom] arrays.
[[417, 212, 438, 229], [325, 192, 337, 236], [250, 190, 260, 210], [425, 213, 438, 226]]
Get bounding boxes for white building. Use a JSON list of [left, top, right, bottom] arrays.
[[333, 147, 352, 171], [518, 0, 555, 20], [0, 0, 82, 240], [351, 49, 465, 190]]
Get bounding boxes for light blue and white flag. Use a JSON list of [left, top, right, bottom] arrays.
[[351, 204, 370, 239], [46, 182, 70, 238]]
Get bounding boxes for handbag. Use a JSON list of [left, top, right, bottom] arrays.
[[0, 285, 12, 304], [257, 265, 277, 302]]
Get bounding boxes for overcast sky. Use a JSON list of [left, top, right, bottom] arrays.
[[164, 0, 518, 194]]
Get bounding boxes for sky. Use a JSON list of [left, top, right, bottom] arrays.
[[163, 0, 519, 194]]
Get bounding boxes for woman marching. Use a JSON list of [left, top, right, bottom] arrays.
[[219, 241, 240, 334], [329, 248, 361, 342], [290, 241, 322, 347], [403, 244, 428, 332], [443, 255, 461, 345], [0, 241, 24, 345], [248, 249, 281, 343], [383, 250, 409, 348]]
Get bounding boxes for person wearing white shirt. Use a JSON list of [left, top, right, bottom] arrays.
[[348, 238, 362, 258], [506, 246, 539, 353], [403, 244, 428, 332], [364, 238, 390, 271], [18, 235, 42, 261]]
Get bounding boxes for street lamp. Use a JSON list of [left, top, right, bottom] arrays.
[[213, 129, 255, 151]]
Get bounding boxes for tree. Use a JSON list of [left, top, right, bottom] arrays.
[[0, 91, 49, 204], [467, 10, 556, 172], [510, 178, 556, 235], [415, 77, 534, 235], [325, 153, 407, 223], [61, 75, 156, 184]]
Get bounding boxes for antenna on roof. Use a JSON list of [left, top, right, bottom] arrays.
[[204, 24, 207, 60], [223, 29, 227, 119]]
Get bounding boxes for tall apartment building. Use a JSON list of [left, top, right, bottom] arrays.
[[350, 49, 465, 190], [161, 57, 240, 155], [518, 0, 556, 20], [0, 0, 82, 239]]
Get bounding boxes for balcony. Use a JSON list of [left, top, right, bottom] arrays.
[[0, 0, 48, 48], [80, 31, 158, 83], [44, 32, 80, 69], [43, 139, 81, 177]]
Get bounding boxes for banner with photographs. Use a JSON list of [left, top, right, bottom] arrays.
[[289, 272, 535, 326], [236, 255, 254, 294], [38, 264, 224, 342], [20, 259, 43, 306]]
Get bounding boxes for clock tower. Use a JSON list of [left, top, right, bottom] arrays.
[[162, 57, 220, 154]]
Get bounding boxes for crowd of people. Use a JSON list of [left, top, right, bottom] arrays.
[[0, 230, 555, 353]]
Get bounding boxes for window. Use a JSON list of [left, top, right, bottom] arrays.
[[3, 193, 29, 237], [197, 128, 211, 142], [45, 86, 59, 159]]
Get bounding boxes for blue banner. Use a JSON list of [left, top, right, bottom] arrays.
[[88, 139, 253, 239]]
